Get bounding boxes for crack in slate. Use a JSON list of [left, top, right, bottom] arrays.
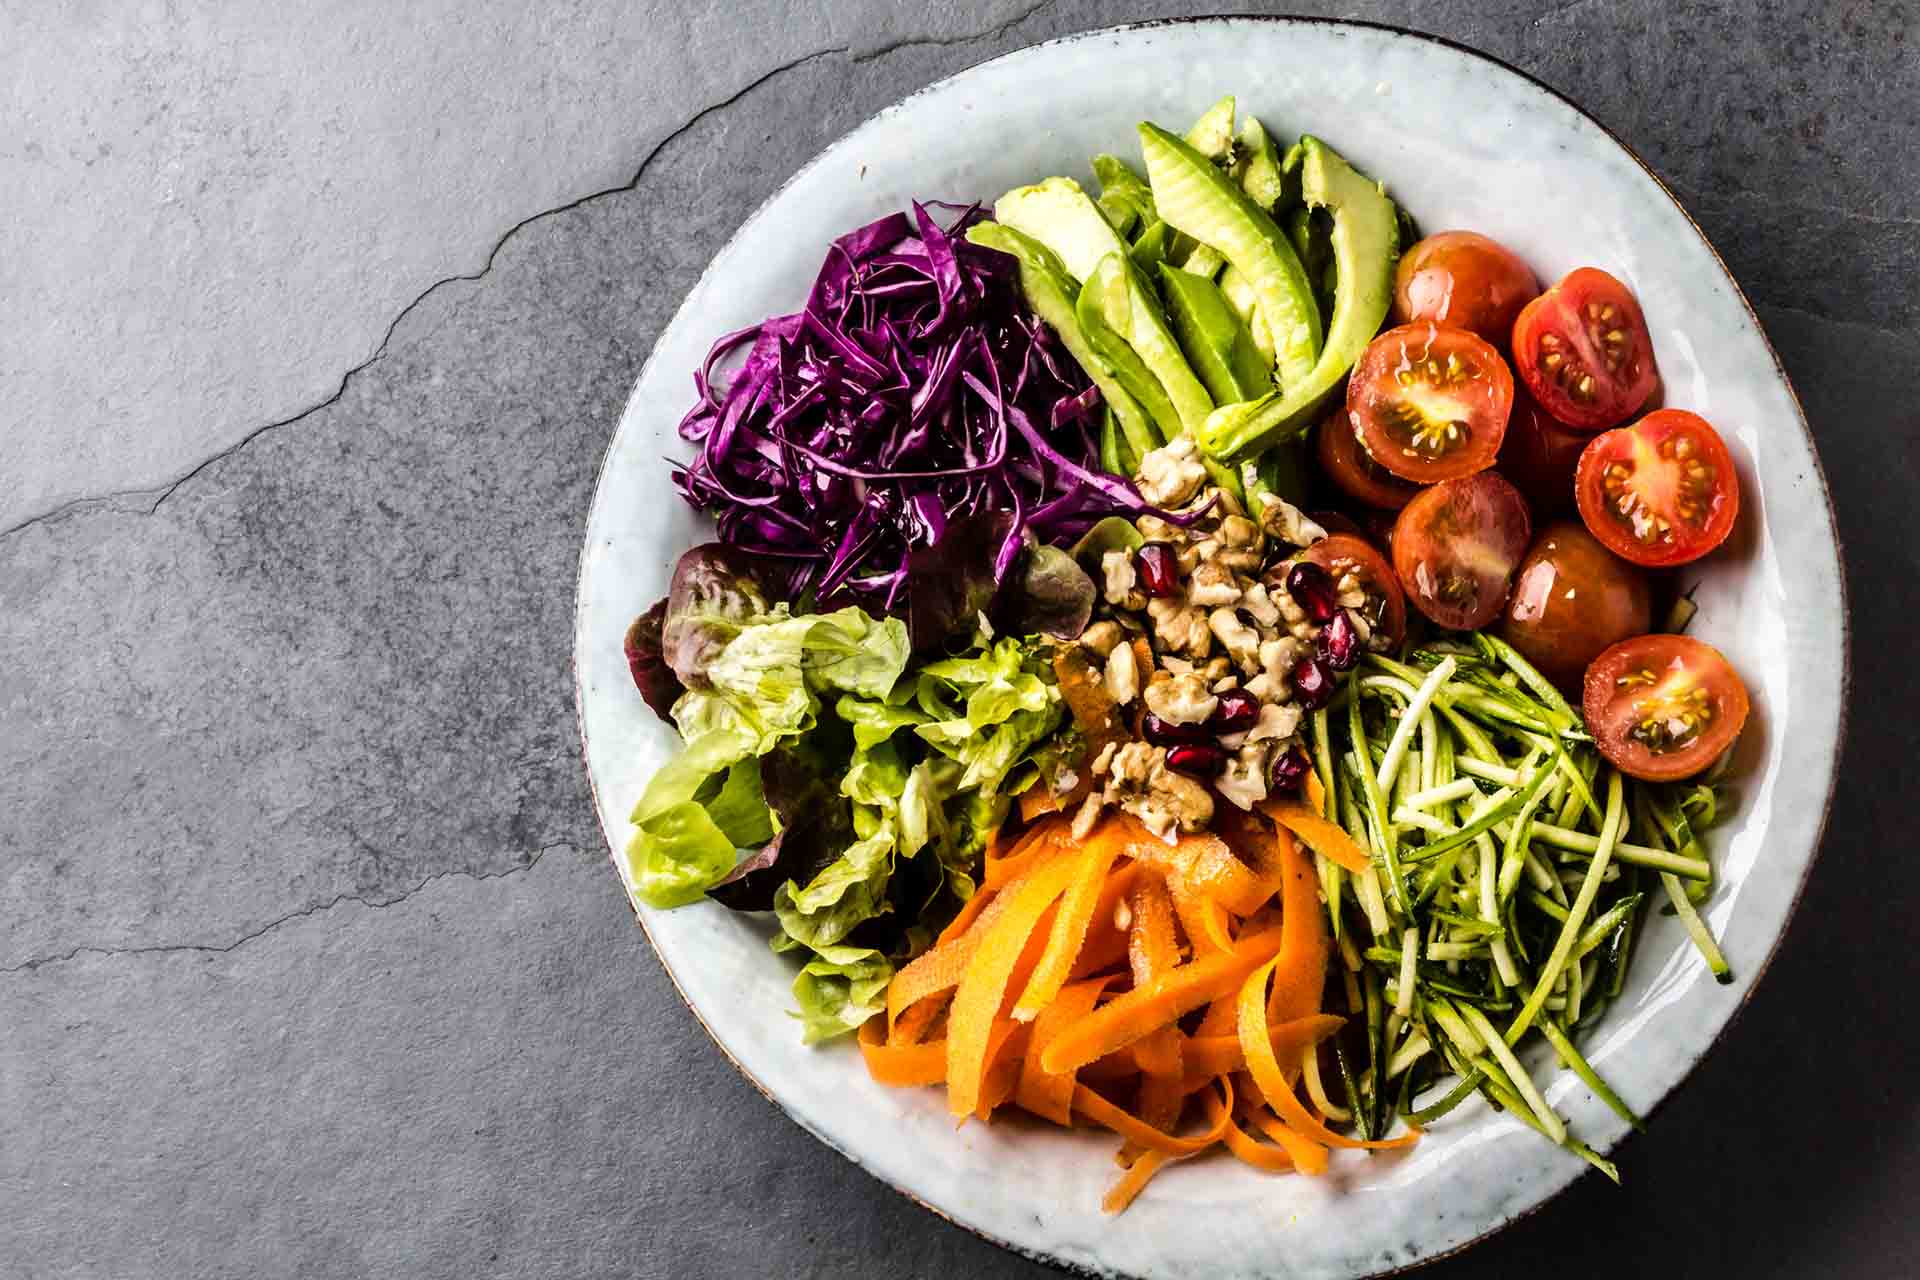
[[0, 0, 1065, 545], [0, 842, 583, 976]]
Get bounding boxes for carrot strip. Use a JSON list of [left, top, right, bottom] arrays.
[[1201, 1083, 1297, 1172], [1265, 823, 1330, 1026], [1184, 1015, 1344, 1078], [1305, 766, 1329, 820], [1127, 870, 1182, 983], [889, 889, 1015, 1026], [976, 1020, 1032, 1121], [1102, 1149, 1170, 1214], [1041, 925, 1285, 1075], [936, 885, 997, 948], [1169, 877, 1236, 954], [858, 1016, 948, 1086], [1072, 1084, 1231, 1154], [891, 994, 946, 1046], [946, 856, 1081, 1116], [1131, 1029, 1184, 1078], [1015, 821, 1128, 1019], [1237, 957, 1421, 1151], [1262, 798, 1372, 875], [1247, 1104, 1332, 1174], [1069, 863, 1140, 978], [985, 816, 1063, 889], [1016, 977, 1110, 1126], [1123, 818, 1269, 915]]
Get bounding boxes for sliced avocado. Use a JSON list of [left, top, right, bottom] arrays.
[[993, 176, 1128, 285], [1184, 95, 1236, 164], [1196, 137, 1400, 461], [1138, 122, 1323, 391], [1158, 264, 1271, 404], [964, 221, 1159, 461], [1083, 251, 1214, 439], [1074, 258, 1179, 451], [1092, 154, 1157, 236], [1217, 265, 1277, 366], [1171, 237, 1227, 279], [1129, 219, 1171, 273], [1233, 116, 1299, 215], [1099, 406, 1134, 476]]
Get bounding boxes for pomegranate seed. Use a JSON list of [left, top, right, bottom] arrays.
[[1166, 743, 1226, 776], [1134, 542, 1181, 597], [1269, 744, 1312, 793], [1285, 561, 1338, 623], [1210, 688, 1259, 733], [1142, 713, 1213, 746], [1292, 656, 1336, 710], [1317, 610, 1361, 672]]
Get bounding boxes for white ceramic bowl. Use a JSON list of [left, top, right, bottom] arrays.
[[575, 18, 1846, 1277]]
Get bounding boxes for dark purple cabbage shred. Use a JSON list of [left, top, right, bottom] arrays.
[[673, 201, 1171, 611]]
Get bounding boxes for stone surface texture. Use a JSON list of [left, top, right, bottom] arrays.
[[1, 2, 1910, 1278]]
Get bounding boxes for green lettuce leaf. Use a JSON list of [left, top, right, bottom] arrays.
[[791, 944, 893, 1044], [623, 801, 739, 909]]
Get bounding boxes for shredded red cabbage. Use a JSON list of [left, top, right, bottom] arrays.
[[674, 202, 1170, 610]]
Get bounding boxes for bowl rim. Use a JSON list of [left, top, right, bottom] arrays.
[[571, 14, 1851, 1277]]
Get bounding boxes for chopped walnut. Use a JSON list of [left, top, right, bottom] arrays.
[[1102, 549, 1138, 606], [1213, 741, 1271, 811], [1247, 701, 1304, 744], [1258, 494, 1328, 548], [1144, 671, 1219, 725], [1090, 741, 1119, 776], [1208, 608, 1262, 673], [1135, 514, 1178, 543], [1200, 656, 1233, 684], [1159, 655, 1194, 676], [1109, 741, 1160, 788], [1133, 765, 1214, 840], [1104, 641, 1139, 705], [1070, 791, 1104, 840], [1147, 596, 1212, 659], [1335, 570, 1369, 611], [1188, 559, 1243, 608], [1079, 619, 1122, 658], [1135, 434, 1208, 507], [1259, 635, 1306, 681], [1177, 538, 1211, 575], [1240, 581, 1281, 628]]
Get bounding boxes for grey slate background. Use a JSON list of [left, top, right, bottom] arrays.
[[2, 1, 1911, 1276]]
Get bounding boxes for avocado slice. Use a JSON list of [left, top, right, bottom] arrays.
[[1138, 122, 1323, 392], [1216, 265, 1276, 367], [1092, 154, 1157, 236], [964, 221, 1160, 462], [993, 176, 1129, 285], [1081, 251, 1214, 440], [1129, 219, 1171, 273], [1232, 116, 1299, 215], [1158, 264, 1271, 404], [1195, 137, 1400, 461], [1184, 95, 1236, 164]]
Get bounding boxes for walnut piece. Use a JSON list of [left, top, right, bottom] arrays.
[[1135, 433, 1208, 507], [1143, 671, 1219, 725], [1104, 641, 1139, 706]]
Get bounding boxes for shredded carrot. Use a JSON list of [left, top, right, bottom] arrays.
[[1262, 797, 1372, 875], [1101, 1148, 1171, 1213], [1264, 823, 1330, 1026], [1072, 1083, 1231, 1154], [1041, 924, 1285, 1075], [1238, 957, 1421, 1151], [984, 815, 1065, 889], [976, 1020, 1032, 1121], [1169, 876, 1237, 953], [1015, 822, 1128, 1019], [1016, 977, 1110, 1125], [1201, 1083, 1297, 1172], [858, 1016, 948, 1086], [1185, 1014, 1344, 1077], [1069, 863, 1139, 978], [890, 889, 1015, 1026], [1127, 870, 1181, 983], [935, 884, 998, 948], [1123, 818, 1270, 915], [946, 856, 1081, 1117]]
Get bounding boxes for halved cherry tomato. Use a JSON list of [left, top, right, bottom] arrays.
[[1511, 267, 1658, 430], [1315, 409, 1419, 509], [1498, 521, 1652, 689], [1298, 533, 1406, 651], [1391, 472, 1532, 631], [1392, 231, 1540, 345], [1496, 386, 1590, 517], [1348, 325, 1514, 483], [1575, 409, 1740, 567], [1584, 635, 1749, 780]]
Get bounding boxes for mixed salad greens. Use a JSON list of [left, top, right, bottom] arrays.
[[620, 93, 1755, 1208]]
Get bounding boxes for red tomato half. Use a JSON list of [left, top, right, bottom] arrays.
[[1575, 409, 1740, 567], [1347, 324, 1514, 483], [1511, 267, 1659, 430], [1391, 472, 1533, 631], [1392, 231, 1541, 345], [1299, 534, 1406, 651], [1315, 409, 1420, 510], [1584, 634, 1750, 780]]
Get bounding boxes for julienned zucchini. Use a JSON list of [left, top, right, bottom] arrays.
[[1195, 136, 1399, 461]]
